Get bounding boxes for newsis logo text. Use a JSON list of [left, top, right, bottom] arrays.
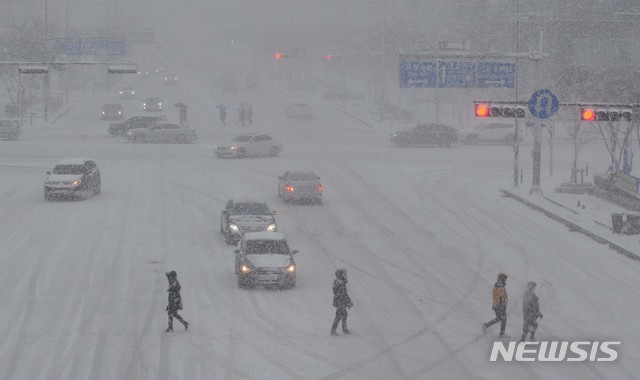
[[490, 341, 620, 362]]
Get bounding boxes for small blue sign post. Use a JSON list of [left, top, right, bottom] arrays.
[[528, 89, 559, 194], [528, 89, 559, 119]]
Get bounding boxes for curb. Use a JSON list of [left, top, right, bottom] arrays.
[[501, 189, 640, 262], [50, 106, 73, 125], [338, 109, 375, 128]]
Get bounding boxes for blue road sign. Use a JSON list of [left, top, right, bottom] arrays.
[[59, 39, 127, 56], [477, 62, 515, 88], [439, 61, 476, 88], [528, 89, 559, 119], [399, 61, 437, 88], [400, 60, 516, 89]]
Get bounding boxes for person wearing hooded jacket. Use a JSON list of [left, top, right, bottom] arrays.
[[331, 268, 353, 335], [165, 270, 189, 332], [483, 272, 508, 337], [521, 281, 543, 341]]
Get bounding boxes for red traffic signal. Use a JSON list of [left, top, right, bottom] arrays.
[[580, 107, 632, 121], [475, 103, 490, 117], [275, 52, 282, 60], [326, 54, 332, 60], [475, 103, 525, 118], [581, 108, 595, 121]]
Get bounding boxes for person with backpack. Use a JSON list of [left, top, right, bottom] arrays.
[[165, 270, 189, 332], [521, 281, 543, 341], [331, 268, 353, 335], [482, 272, 508, 337]]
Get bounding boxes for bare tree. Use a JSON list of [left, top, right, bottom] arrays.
[[594, 118, 635, 172]]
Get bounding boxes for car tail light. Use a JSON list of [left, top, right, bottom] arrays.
[[285, 184, 295, 192], [316, 184, 323, 192]]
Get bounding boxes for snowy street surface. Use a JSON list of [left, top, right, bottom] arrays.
[[0, 68, 639, 380]]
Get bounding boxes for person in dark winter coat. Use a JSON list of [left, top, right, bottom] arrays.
[[165, 270, 189, 332], [483, 272, 508, 337], [331, 268, 353, 335], [521, 281, 543, 341]]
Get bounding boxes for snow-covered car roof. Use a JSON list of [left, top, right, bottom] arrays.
[[243, 232, 286, 241], [56, 158, 90, 165]]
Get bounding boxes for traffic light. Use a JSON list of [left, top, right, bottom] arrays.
[[326, 54, 332, 60], [580, 107, 632, 121], [475, 103, 525, 118], [275, 52, 282, 60]]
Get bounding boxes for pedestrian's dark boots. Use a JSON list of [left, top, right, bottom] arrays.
[[343, 329, 351, 335], [165, 327, 173, 332], [330, 330, 338, 336]]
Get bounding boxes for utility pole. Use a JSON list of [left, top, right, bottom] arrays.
[[514, 0, 521, 188]]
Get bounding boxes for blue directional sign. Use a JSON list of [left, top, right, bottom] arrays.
[[439, 61, 476, 88], [59, 39, 127, 56], [399, 61, 437, 88], [528, 89, 559, 119], [477, 62, 515, 88], [400, 60, 516, 89]]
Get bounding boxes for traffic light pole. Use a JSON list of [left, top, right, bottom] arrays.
[[530, 31, 544, 195]]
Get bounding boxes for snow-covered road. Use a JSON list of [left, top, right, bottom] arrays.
[[0, 68, 638, 380]]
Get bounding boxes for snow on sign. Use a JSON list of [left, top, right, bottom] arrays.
[[477, 62, 515, 88], [399, 60, 515, 88], [399, 61, 437, 88]]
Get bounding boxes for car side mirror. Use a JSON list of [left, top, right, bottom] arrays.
[[46, 171, 51, 175], [234, 249, 240, 254], [272, 210, 278, 215], [292, 250, 298, 255]]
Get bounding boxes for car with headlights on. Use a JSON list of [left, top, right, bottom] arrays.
[[220, 199, 277, 245], [44, 158, 101, 201], [235, 232, 297, 289], [118, 86, 136, 99], [215, 133, 282, 158], [100, 103, 124, 120], [163, 73, 179, 84], [458, 122, 522, 145], [390, 123, 457, 147], [142, 96, 163, 112], [278, 171, 323, 204], [125, 123, 196, 143]]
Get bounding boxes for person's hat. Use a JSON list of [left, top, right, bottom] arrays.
[[497, 272, 508, 281], [527, 281, 537, 289]]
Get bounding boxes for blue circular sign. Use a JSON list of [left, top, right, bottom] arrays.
[[528, 89, 559, 119]]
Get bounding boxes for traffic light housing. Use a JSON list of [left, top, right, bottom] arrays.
[[580, 107, 632, 121], [475, 103, 525, 118]]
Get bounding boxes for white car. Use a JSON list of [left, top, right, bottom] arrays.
[[458, 122, 523, 145], [215, 134, 282, 158], [125, 123, 196, 143], [234, 232, 297, 289]]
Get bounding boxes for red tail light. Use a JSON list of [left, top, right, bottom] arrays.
[[316, 184, 323, 192], [285, 184, 295, 192]]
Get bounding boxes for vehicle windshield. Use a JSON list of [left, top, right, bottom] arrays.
[[52, 165, 84, 175], [244, 239, 290, 255], [232, 135, 252, 142], [230, 203, 271, 215], [289, 172, 317, 180]]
